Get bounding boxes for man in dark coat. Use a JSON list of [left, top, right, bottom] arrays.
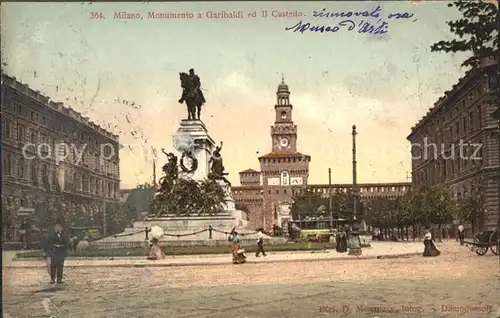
[[44, 222, 69, 284]]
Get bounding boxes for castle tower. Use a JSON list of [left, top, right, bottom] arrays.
[[258, 77, 311, 231]]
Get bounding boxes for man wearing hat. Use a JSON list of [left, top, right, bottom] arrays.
[[45, 221, 69, 284]]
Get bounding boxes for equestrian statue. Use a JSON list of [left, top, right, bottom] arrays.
[[179, 69, 206, 120]]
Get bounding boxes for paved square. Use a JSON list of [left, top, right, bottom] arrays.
[[3, 244, 499, 317]]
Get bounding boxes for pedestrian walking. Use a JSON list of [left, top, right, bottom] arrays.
[[45, 222, 69, 284], [458, 224, 465, 246], [423, 228, 441, 257], [255, 231, 266, 257]]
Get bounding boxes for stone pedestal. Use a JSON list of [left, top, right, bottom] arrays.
[[216, 180, 235, 211], [93, 119, 259, 248], [348, 222, 362, 256], [173, 120, 215, 181]]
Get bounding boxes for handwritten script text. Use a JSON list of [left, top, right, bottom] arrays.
[[286, 6, 417, 36]]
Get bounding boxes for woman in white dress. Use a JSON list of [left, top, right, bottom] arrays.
[[147, 238, 165, 260], [147, 226, 165, 260]]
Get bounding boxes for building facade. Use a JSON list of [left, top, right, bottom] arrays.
[[232, 79, 411, 231], [1, 74, 120, 242], [407, 57, 499, 231]]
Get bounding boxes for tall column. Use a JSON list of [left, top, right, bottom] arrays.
[[102, 199, 107, 236], [328, 168, 333, 229], [348, 125, 362, 255]]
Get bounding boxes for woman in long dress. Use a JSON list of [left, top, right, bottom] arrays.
[[336, 227, 348, 253], [423, 229, 441, 257], [147, 226, 165, 260], [147, 238, 165, 260], [230, 231, 246, 264]]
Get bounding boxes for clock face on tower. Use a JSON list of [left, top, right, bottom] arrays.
[[279, 137, 289, 148]]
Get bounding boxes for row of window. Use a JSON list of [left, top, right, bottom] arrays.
[[412, 138, 483, 173], [4, 98, 117, 155], [436, 83, 483, 124], [260, 157, 308, 164], [417, 107, 482, 148], [233, 185, 409, 196], [3, 153, 53, 186], [310, 186, 409, 194], [3, 119, 119, 176], [3, 153, 118, 198], [73, 173, 118, 198], [414, 78, 487, 144], [413, 155, 483, 186]]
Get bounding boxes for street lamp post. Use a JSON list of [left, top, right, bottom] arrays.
[[329, 168, 333, 229], [348, 125, 362, 255], [102, 199, 107, 236]]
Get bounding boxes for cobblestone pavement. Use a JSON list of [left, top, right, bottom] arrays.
[[5, 242, 431, 268], [3, 244, 499, 318]]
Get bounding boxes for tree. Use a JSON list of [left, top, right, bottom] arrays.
[[394, 197, 411, 239], [455, 195, 484, 234], [126, 186, 156, 220], [290, 188, 326, 220], [93, 202, 131, 236], [431, 0, 499, 68], [420, 186, 455, 240], [106, 202, 131, 235], [399, 190, 426, 239], [330, 190, 366, 220], [368, 198, 400, 239], [331, 190, 348, 219]]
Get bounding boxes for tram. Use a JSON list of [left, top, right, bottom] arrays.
[[288, 218, 350, 242]]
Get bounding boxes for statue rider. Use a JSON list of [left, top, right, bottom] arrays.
[[189, 69, 206, 104]]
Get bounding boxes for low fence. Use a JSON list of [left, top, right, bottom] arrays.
[[111, 226, 260, 241], [90, 227, 286, 249]]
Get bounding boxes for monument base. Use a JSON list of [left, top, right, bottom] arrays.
[[95, 206, 283, 249], [93, 214, 286, 249], [92, 118, 289, 249]]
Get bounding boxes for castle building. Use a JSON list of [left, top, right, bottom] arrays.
[[407, 57, 499, 231], [1, 74, 120, 243], [232, 78, 411, 231]]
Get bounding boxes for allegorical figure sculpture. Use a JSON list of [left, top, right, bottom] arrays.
[[178, 68, 205, 121], [208, 142, 231, 186], [158, 149, 178, 193]]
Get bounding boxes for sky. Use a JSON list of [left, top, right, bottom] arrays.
[[1, 1, 470, 189]]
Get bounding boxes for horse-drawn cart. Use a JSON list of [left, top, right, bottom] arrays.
[[464, 229, 499, 256]]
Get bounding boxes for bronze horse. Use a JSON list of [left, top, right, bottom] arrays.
[[178, 72, 203, 120]]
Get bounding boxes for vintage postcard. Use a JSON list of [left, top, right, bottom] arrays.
[[1, 1, 498, 317]]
